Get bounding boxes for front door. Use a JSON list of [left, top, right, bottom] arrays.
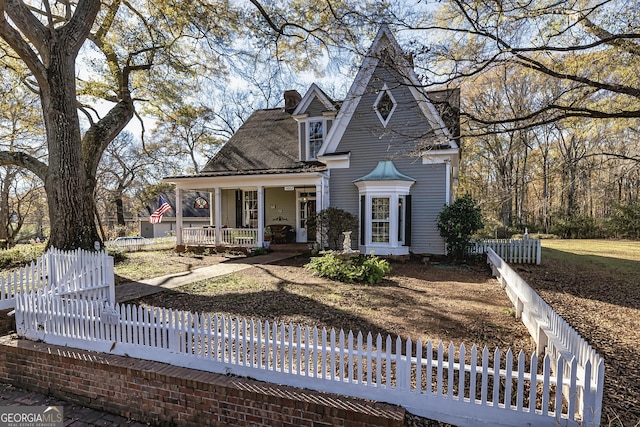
[[297, 192, 316, 243]]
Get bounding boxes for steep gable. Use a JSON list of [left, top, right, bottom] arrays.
[[293, 83, 337, 116], [320, 26, 456, 157], [292, 84, 339, 162]]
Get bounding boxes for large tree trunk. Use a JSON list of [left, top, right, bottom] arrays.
[[0, 0, 131, 251], [41, 45, 101, 250], [114, 193, 126, 226]]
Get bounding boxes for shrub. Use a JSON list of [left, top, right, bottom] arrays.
[[0, 244, 45, 271], [607, 202, 640, 239], [253, 247, 268, 256], [306, 208, 358, 250], [305, 251, 391, 284], [551, 214, 603, 239], [437, 194, 484, 262], [107, 246, 128, 264]]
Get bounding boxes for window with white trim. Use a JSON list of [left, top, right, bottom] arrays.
[[243, 190, 258, 228], [308, 121, 323, 160], [371, 197, 390, 243], [374, 84, 397, 127]]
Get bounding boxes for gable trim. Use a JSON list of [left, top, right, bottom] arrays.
[[317, 152, 350, 169], [292, 83, 337, 116]]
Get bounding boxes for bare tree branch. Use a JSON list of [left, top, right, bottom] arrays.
[[0, 150, 48, 181]]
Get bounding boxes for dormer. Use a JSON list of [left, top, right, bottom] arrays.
[[291, 84, 338, 161]]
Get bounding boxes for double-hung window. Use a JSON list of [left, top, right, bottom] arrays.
[[243, 190, 258, 228], [371, 197, 390, 243], [308, 120, 324, 160]]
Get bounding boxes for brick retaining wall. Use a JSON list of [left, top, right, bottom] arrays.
[[0, 310, 14, 335], [0, 335, 405, 427]]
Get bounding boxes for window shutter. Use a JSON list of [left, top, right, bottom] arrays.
[[235, 190, 242, 227], [404, 195, 412, 246], [360, 195, 366, 245]]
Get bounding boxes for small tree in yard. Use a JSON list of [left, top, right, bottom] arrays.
[[307, 208, 358, 249], [437, 194, 483, 262]]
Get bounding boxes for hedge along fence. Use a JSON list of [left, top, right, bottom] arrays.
[[17, 292, 597, 427]]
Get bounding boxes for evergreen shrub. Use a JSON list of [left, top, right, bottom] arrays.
[[305, 251, 391, 284]]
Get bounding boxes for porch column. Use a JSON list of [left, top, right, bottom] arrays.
[[214, 187, 222, 245], [315, 183, 323, 243], [176, 187, 183, 246], [315, 184, 322, 213], [209, 192, 215, 226], [257, 186, 264, 247]]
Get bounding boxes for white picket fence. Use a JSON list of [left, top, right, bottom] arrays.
[[105, 236, 176, 252], [182, 227, 258, 247], [0, 248, 115, 310], [486, 248, 604, 425], [9, 246, 604, 426], [470, 238, 541, 264], [16, 292, 600, 427]]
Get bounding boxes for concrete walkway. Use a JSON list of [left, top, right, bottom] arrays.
[[116, 251, 301, 303]]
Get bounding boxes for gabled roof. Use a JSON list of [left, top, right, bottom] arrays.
[[201, 108, 324, 175], [319, 25, 456, 156], [293, 83, 337, 115]]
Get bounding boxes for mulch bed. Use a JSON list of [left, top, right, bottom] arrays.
[[515, 259, 640, 426]]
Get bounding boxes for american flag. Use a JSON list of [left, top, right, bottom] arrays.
[[148, 196, 172, 224]]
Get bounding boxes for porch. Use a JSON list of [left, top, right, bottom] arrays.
[[169, 172, 329, 250], [180, 226, 311, 253]]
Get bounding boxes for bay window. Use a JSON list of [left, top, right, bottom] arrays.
[[354, 160, 414, 256]]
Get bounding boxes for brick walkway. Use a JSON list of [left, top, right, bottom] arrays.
[[0, 383, 151, 426]]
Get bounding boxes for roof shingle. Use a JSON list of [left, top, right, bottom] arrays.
[[202, 108, 309, 173]]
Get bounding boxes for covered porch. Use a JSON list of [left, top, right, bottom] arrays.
[[167, 172, 329, 250]]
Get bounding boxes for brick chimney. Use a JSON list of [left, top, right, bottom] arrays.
[[284, 90, 302, 113]]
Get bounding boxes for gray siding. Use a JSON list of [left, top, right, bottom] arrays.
[[304, 98, 329, 117], [328, 63, 447, 254], [300, 122, 306, 160]]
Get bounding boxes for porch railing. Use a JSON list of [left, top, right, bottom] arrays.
[[182, 227, 258, 247]]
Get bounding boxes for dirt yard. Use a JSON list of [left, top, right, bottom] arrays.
[[134, 255, 534, 427], [134, 256, 534, 356], [515, 255, 640, 426], [131, 246, 638, 426]]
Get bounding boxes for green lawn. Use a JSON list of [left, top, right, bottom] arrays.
[[112, 250, 226, 285], [541, 239, 640, 277]]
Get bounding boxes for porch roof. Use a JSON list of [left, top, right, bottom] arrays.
[[165, 165, 326, 180]]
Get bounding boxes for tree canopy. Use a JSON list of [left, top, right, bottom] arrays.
[[0, 0, 388, 249], [408, 0, 640, 130]]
